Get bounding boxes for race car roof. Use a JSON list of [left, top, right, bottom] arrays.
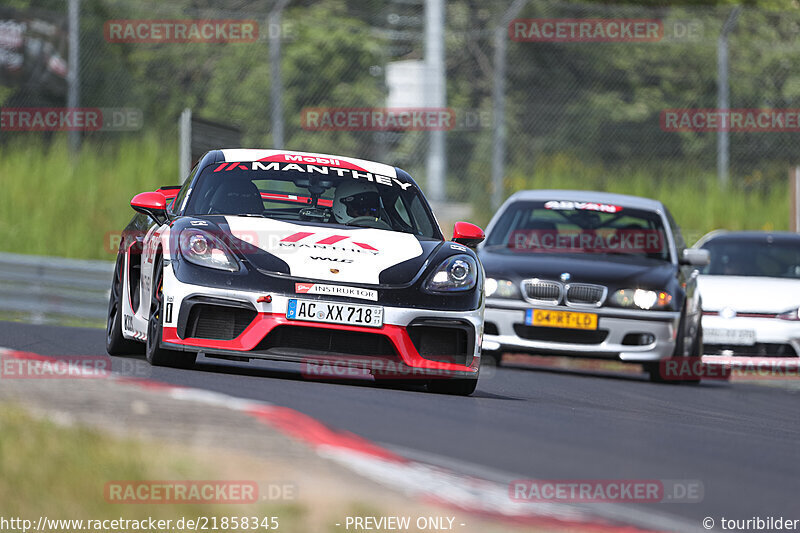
[[220, 149, 397, 178], [506, 189, 665, 212]]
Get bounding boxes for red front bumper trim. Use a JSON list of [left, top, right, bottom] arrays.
[[162, 312, 477, 373]]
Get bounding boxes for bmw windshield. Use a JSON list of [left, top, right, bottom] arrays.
[[181, 162, 442, 239], [484, 200, 671, 261]]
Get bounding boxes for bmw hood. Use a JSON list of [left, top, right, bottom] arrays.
[[697, 275, 800, 313], [479, 249, 676, 290], [223, 216, 426, 285]]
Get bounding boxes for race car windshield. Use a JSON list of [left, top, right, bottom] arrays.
[[485, 200, 670, 261], [182, 162, 441, 239], [700, 239, 800, 279]]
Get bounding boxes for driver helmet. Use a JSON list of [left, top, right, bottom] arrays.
[[332, 180, 382, 223]]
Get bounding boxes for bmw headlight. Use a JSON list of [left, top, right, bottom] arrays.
[[179, 229, 239, 272], [610, 289, 672, 310], [424, 255, 478, 292], [486, 278, 520, 299]]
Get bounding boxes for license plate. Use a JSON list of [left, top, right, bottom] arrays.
[[287, 299, 383, 328], [704, 328, 756, 346], [525, 309, 598, 330]]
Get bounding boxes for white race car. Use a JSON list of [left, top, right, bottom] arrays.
[[696, 231, 800, 357], [106, 149, 486, 395]]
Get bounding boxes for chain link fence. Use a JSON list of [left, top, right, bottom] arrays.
[[4, 0, 800, 231]]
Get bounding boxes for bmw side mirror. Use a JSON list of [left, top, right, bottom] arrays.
[[452, 221, 485, 249], [681, 248, 710, 266], [131, 191, 168, 225]]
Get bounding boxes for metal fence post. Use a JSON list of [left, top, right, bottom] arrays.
[[491, 0, 526, 211], [67, 0, 81, 153], [425, 0, 446, 203], [717, 6, 741, 188], [270, 0, 290, 149]]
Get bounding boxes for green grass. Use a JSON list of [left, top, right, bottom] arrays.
[[498, 153, 788, 245], [0, 405, 556, 533], [0, 405, 304, 526], [0, 135, 177, 260], [0, 138, 788, 260]]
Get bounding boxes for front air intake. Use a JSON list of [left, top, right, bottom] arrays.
[[185, 303, 256, 340]]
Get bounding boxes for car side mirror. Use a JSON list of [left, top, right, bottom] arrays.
[[131, 191, 168, 225], [681, 248, 710, 266], [452, 221, 485, 249]]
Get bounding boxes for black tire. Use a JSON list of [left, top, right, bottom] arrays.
[[106, 254, 144, 356], [682, 321, 703, 385], [426, 377, 479, 396], [691, 322, 703, 357], [646, 310, 700, 384], [644, 361, 667, 383], [145, 256, 196, 369]]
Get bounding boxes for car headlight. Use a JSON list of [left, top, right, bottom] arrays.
[[179, 229, 239, 272], [778, 307, 800, 321], [424, 255, 478, 292], [610, 289, 672, 310], [486, 278, 520, 299]]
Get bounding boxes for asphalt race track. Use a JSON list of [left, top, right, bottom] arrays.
[[2, 320, 798, 530]]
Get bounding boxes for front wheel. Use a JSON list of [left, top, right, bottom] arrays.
[[146, 257, 196, 369], [106, 254, 143, 356], [647, 310, 700, 384]]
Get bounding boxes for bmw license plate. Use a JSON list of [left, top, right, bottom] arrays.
[[287, 299, 383, 328], [526, 309, 598, 330]]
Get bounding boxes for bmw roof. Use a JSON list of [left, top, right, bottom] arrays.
[[504, 189, 665, 212]]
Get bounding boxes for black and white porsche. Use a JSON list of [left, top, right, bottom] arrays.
[[106, 149, 486, 394]]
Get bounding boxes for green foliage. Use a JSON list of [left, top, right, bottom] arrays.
[[1, 0, 798, 258], [0, 134, 176, 260], [492, 152, 788, 245], [0, 141, 787, 260], [0, 405, 302, 525]]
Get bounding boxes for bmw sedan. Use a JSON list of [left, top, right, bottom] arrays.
[[478, 190, 709, 382]]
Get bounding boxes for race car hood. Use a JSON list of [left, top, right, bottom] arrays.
[[479, 249, 676, 290], [224, 216, 426, 285], [697, 275, 800, 313]]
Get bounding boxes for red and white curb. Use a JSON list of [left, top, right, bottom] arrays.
[[0, 348, 700, 532]]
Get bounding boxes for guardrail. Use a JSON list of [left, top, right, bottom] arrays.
[[0, 252, 113, 321]]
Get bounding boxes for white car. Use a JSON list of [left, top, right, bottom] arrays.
[[105, 148, 487, 395], [696, 231, 800, 357]]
